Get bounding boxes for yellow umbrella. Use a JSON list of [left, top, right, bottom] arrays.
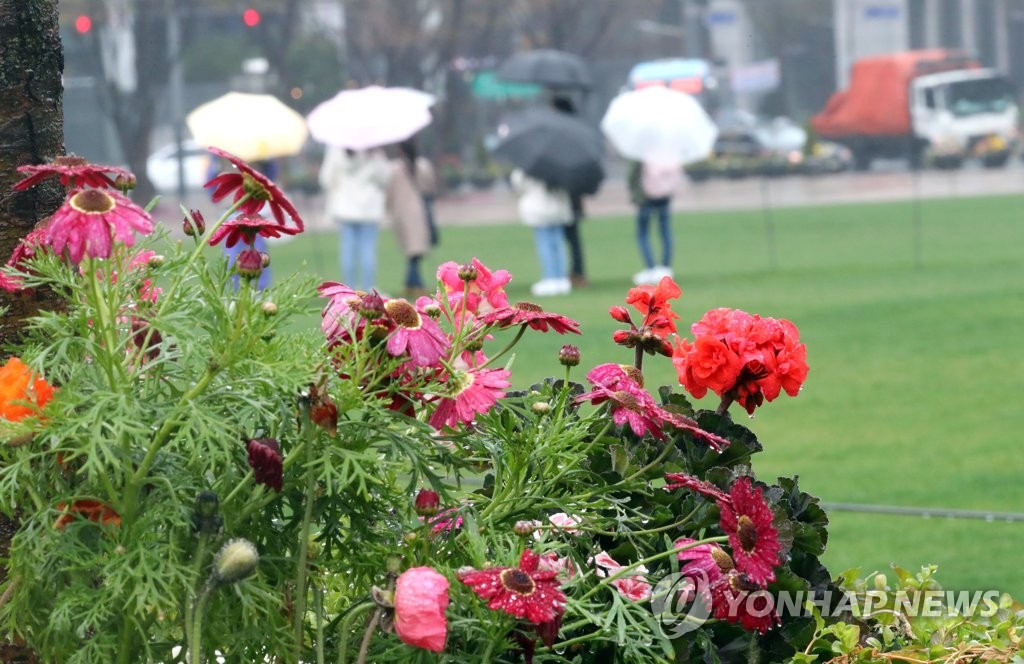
[[186, 92, 308, 162]]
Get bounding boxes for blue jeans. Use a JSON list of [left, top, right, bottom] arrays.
[[636, 198, 672, 269], [532, 225, 568, 281], [339, 220, 379, 292]]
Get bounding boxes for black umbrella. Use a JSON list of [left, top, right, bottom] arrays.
[[492, 107, 604, 195], [497, 49, 593, 90]]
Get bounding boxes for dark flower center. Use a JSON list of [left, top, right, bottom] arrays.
[[730, 572, 761, 593], [69, 189, 116, 214], [737, 515, 758, 552], [612, 391, 641, 412], [241, 172, 272, 201], [500, 568, 536, 596], [384, 299, 422, 329], [710, 547, 735, 572], [621, 365, 644, 388], [53, 155, 88, 167], [514, 301, 543, 313]]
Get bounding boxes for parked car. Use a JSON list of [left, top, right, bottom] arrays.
[[146, 139, 210, 192]]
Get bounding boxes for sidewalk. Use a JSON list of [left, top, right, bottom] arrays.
[[153, 163, 1024, 232]]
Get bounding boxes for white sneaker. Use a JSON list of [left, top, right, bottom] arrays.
[[552, 278, 572, 295], [650, 266, 674, 282], [530, 279, 557, 297], [632, 268, 656, 285]]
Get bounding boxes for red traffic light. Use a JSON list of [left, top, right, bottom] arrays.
[[74, 15, 92, 34], [242, 8, 261, 27]]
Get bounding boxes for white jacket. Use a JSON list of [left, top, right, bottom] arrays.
[[319, 147, 392, 222], [510, 170, 571, 227]]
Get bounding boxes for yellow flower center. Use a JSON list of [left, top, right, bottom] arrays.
[[711, 547, 735, 572], [737, 515, 758, 552], [621, 365, 644, 388], [514, 301, 543, 313], [69, 189, 115, 214], [384, 299, 422, 329], [612, 390, 641, 412], [53, 155, 88, 167]]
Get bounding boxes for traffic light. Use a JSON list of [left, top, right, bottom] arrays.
[[74, 15, 92, 34], [242, 8, 261, 27]]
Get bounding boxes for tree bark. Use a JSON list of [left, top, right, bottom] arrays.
[[0, 0, 65, 348]]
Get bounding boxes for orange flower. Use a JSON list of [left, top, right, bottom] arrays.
[[0, 357, 55, 422], [54, 500, 121, 530]]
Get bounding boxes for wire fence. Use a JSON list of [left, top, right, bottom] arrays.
[[821, 502, 1024, 523]]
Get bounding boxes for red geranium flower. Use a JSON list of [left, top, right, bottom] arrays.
[[247, 438, 283, 492], [205, 147, 304, 231], [394, 567, 450, 653], [428, 366, 510, 430], [384, 299, 451, 367], [624, 276, 682, 338], [13, 154, 132, 191], [719, 477, 780, 586], [0, 357, 55, 422], [478, 301, 581, 335], [207, 214, 299, 248], [458, 548, 566, 624], [672, 336, 743, 399], [709, 569, 780, 634], [45, 188, 153, 264]]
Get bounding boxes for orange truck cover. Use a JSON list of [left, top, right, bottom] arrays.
[[812, 50, 978, 138]]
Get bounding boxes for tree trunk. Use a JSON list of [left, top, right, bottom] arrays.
[[0, 0, 65, 347], [0, 2, 63, 659]]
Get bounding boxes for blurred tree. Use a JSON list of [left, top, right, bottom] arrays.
[[0, 0, 65, 347]]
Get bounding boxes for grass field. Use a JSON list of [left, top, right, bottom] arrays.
[[260, 192, 1024, 597]]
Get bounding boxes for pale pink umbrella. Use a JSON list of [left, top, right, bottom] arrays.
[[306, 86, 435, 150]]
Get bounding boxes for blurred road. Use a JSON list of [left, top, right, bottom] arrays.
[[153, 160, 1024, 231]]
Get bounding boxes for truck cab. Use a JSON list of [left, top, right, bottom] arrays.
[[909, 68, 1018, 163]]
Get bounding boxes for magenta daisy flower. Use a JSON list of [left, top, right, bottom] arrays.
[[428, 366, 511, 430], [585, 363, 646, 391], [674, 537, 730, 605], [720, 477, 781, 586], [576, 384, 668, 439], [663, 473, 731, 504], [384, 299, 451, 367], [710, 569, 780, 634], [1, 221, 50, 293], [478, 301, 581, 335], [208, 215, 299, 248], [437, 258, 511, 316], [205, 147, 304, 230], [45, 188, 153, 264], [13, 154, 132, 191], [318, 282, 367, 342], [458, 549, 566, 625]]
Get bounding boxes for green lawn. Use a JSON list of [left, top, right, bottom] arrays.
[[260, 193, 1024, 597]]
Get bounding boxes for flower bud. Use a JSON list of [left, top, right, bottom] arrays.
[[532, 401, 551, 414], [147, 254, 165, 268], [874, 574, 887, 591], [414, 489, 440, 517], [235, 248, 263, 280], [359, 291, 386, 319], [463, 338, 484, 352], [191, 490, 222, 535], [386, 554, 403, 575], [261, 301, 278, 316], [609, 306, 633, 324], [183, 209, 205, 236], [513, 520, 540, 537], [213, 538, 259, 584], [558, 344, 580, 367], [114, 173, 137, 193], [457, 263, 478, 281], [423, 303, 442, 319], [612, 329, 637, 348], [260, 252, 271, 268]]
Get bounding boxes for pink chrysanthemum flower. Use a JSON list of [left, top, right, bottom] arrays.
[[720, 477, 781, 586], [437, 258, 511, 317], [13, 154, 132, 191], [576, 384, 666, 438], [207, 215, 299, 248], [204, 147, 304, 230], [1, 221, 50, 293], [394, 567, 450, 653], [318, 282, 372, 342], [424, 507, 464, 536], [428, 367, 511, 430], [45, 188, 153, 264], [674, 537, 730, 605], [384, 299, 451, 367], [585, 363, 646, 391], [663, 473, 732, 504], [458, 549, 566, 625], [478, 301, 581, 335]]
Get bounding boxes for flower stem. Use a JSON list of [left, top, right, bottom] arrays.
[[85, 258, 124, 389], [183, 532, 210, 659], [190, 581, 214, 664], [336, 601, 375, 664], [633, 345, 644, 372], [624, 439, 676, 482], [716, 394, 734, 416], [292, 406, 318, 660], [480, 324, 528, 369], [355, 608, 381, 664], [314, 584, 326, 664]]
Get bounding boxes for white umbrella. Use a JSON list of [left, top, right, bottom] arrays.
[[186, 92, 308, 161], [600, 87, 718, 164], [306, 86, 435, 150]]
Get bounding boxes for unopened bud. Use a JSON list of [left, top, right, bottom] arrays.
[[114, 173, 136, 193], [213, 538, 259, 584], [261, 301, 278, 316], [874, 574, 887, 591], [191, 490, 222, 535], [414, 489, 440, 516], [532, 401, 551, 414], [235, 248, 263, 279], [558, 344, 580, 367], [183, 209, 205, 236], [609, 306, 633, 324], [423, 303, 442, 319], [147, 254, 165, 268], [359, 291, 386, 319], [612, 329, 637, 347], [513, 520, 540, 537], [464, 338, 484, 352], [457, 263, 478, 281], [386, 554, 403, 575]]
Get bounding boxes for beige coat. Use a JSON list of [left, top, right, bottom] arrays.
[[385, 160, 431, 258]]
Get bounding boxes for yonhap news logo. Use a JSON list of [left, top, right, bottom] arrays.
[[651, 570, 1003, 637]]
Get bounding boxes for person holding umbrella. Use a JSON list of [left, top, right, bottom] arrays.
[[386, 140, 434, 298], [318, 146, 392, 292], [551, 94, 589, 289], [510, 168, 573, 297], [628, 159, 683, 285]]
